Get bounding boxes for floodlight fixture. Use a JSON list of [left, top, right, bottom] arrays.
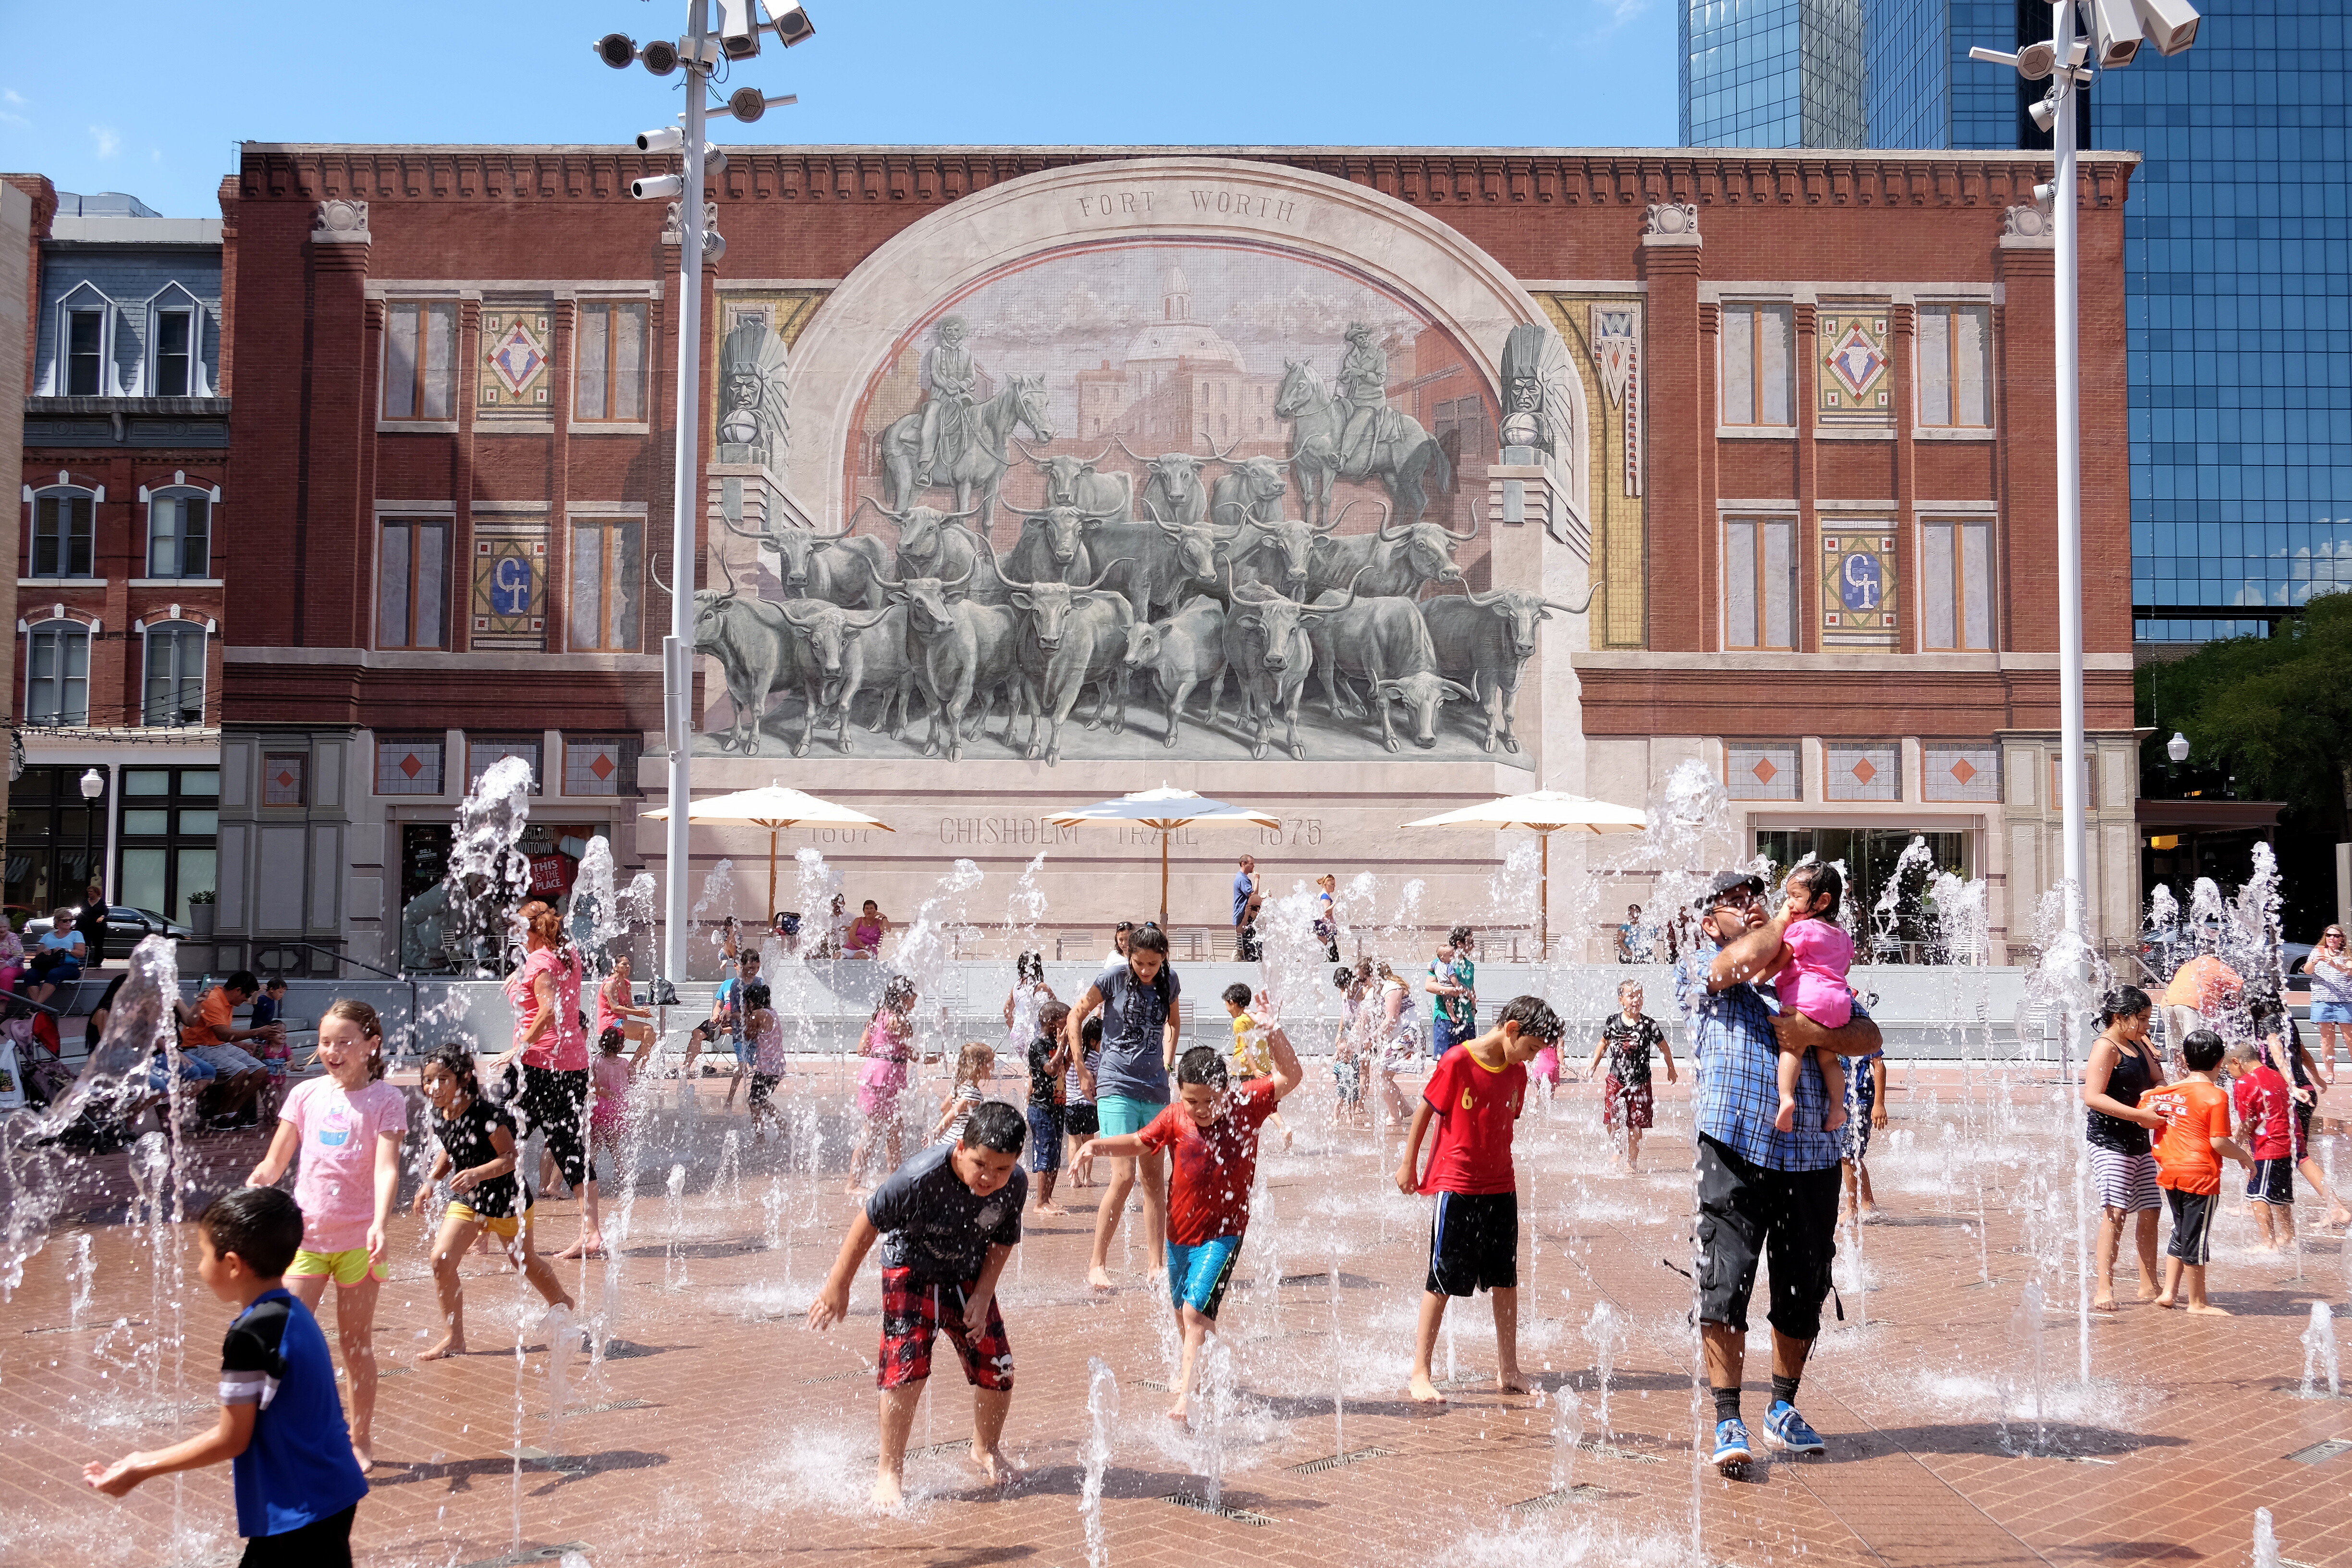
[[770, 5, 815, 45], [594, 33, 637, 68], [639, 37, 682, 75], [2131, 0, 2199, 54], [631, 172, 685, 201], [703, 229, 727, 262], [717, 0, 763, 59], [724, 87, 797, 122], [2083, 0, 2144, 60], [637, 126, 685, 154], [2029, 93, 2059, 133]]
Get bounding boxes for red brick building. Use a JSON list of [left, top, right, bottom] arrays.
[[211, 145, 2137, 974]]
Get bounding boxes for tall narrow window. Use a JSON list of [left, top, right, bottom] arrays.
[[377, 519, 450, 649], [143, 624, 207, 726], [1917, 305, 1992, 429], [382, 302, 458, 421], [66, 309, 104, 395], [148, 493, 212, 577], [32, 493, 96, 578], [569, 520, 643, 651], [1920, 517, 1995, 650], [155, 310, 193, 396], [574, 302, 648, 423], [26, 623, 91, 725], [1725, 517, 1799, 650], [1721, 303, 1793, 427]]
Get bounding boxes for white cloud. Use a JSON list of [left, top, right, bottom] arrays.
[[0, 89, 27, 129], [90, 124, 120, 158]]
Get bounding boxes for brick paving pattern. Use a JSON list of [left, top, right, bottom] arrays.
[[2, 1061, 2348, 1568]]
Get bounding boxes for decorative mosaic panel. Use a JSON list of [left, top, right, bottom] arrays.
[[1923, 746, 2001, 803], [1821, 528, 1897, 650], [478, 308, 552, 411], [1816, 305, 1893, 429], [564, 736, 630, 797], [1825, 743, 1901, 802], [261, 753, 307, 808], [471, 525, 547, 650], [1727, 741, 1802, 801], [375, 736, 444, 796]]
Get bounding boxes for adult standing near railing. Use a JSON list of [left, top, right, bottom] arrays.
[[1231, 855, 1262, 962], [2305, 924, 2352, 1073], [489, 900, 602, 1262], [1068, 924, 1182, 1291]]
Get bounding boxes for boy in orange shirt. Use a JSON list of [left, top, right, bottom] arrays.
[[2141, 1029, 2253, 1314]]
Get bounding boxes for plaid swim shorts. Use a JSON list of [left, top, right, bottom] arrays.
[[877, 1266, 1013, 1391]]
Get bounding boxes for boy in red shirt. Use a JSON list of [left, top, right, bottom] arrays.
[[2143, 1029, 2253, 1314], [2227, 1039, 2299, 1252], [1394, 994, 1563, 1402], [1074, 1021, 1303, 1426]]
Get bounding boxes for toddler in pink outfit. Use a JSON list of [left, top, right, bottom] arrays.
[[1772, 863, 1851, 1133]]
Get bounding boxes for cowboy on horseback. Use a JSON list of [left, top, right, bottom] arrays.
[[1334, 321, 1389, 478], [916, 315, 981, 480]]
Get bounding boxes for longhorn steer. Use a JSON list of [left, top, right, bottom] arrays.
[[773, 599, 919, 757], [1115, 438, 1213, 528], [679, 577, 809, 756], [721, 512, 891, 608], [1084, 504, 1239, 622], [1120, 597, 1227, 750], [1420, 582, 1591, 754], [855, 498, 1010, 606], [1304, 589, 1465, 751], [997, 548, 1134, 765], [879, 564, 1019, 762], [1207, 454, 1290, 530], [1220, 569, 1361, 761], [1303, 503, 1479, 601], [1002, 503, 1112, 587], [1017, 444, 1135, 521], [1228, 512, 1337, 598]]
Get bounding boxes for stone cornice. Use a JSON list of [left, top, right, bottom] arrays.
[[238, 146, 2139, 212]]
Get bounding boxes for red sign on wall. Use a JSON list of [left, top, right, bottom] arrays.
[[527, 853, 574, 896]]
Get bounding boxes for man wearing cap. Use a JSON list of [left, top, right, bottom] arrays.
[[1678, 868, 1884, 1471]]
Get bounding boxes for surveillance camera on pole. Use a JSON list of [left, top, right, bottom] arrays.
[[2083, 0, 2143, 68], [723, 87, 797, 123], [631, 172, 685, 201], [770, 5, 815, 45], [716, 0, 763, 59], [2130, 0, 2198, 54], [637, 126, 685, 154]]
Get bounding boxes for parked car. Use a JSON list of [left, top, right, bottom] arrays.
[[23, 905, 196, 962]]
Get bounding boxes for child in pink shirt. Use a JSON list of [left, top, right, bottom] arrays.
[[1771, 863, 1852, 1134]]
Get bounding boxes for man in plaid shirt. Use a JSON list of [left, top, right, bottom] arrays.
[[1675, 869, 1883, 1472]]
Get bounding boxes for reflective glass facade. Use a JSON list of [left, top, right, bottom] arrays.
[[2099, 0, 2352, 640], [1683, 0, 1868, 147]]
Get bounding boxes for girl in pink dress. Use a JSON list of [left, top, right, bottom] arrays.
[[845, 975, 919, 1192], [1772, 864, 1851, 1133]]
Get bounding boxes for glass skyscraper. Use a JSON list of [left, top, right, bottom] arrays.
[[1678, 0, 2352, 643], [1682, 0, 1868, 147]]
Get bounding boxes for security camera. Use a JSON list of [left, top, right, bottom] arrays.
[[705, 143, 728, 176], [2029, 95, 2059, 132], [637, 126, 684, 154], [703, 229, 727, 262], [639, 37, 682, 75], [2032, 180, 2058, 204], [770, 5, 815, 46], [724, 87, 797, 123], [593, 33, 637, 69], [632, 173, 685, 201], [717, 0, 762, 60], [2131, 0, 2198, 54]]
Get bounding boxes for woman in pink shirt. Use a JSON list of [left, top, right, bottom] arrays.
[[245, 997, 405, 1470], [489, 901, 603, 1260]]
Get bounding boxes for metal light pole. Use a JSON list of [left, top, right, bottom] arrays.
[[661, 0, 711, 988], [2052, 0, 2088, 950]]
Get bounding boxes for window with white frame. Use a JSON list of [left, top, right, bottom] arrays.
[[143, 623, 207, 726], [382, 301, 459, 421], [26, 622, 91, 725], [568, 519, 642, 651], [1720, 302, 1794, 428], [1917, 305, 1993, 429], [377, 518, 450, 650], [30, 491, 95, 578], [1724, 516, 1799, 650], [147, 490, 212, 578], [153, 308, 195, 396], [65, 307, 106, 396], [574, 302, 648, 423], [1919, 517, 1995, 651]]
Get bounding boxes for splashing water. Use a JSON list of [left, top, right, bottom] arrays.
[[691, 858, 738, 978], [68, 1233, 94, 1330], [1004, 851, 1050, 957], [1869, 835, 1938, 963], [445, 754, 536, 976], [1195, 1337, 1235, 1509], [2254, 1507, 2283, 1568], [1082, 1358, 1117, 1568], [1584, 1301, 1626, 1439], [892, 859, 987, 1054], [1550, 1387, 1584, 1493], [663, 1164, 690, 1291], [2302, 1302, 2340, 1398], [569, 836, 625, 964]]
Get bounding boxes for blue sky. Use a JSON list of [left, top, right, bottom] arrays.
[[0, 0, 1678, 218]]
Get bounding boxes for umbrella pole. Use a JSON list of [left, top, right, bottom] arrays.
[[768, 828, 778, 929], [1160, 830, 1170, 929], [1540, 831, 1550, 961]]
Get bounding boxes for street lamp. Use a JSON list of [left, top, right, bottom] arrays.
[[78, 767, 104, 911], [2166, 732, 2189, 765], [1971, 0, 2200, 957], [593, 0, 811, 984]]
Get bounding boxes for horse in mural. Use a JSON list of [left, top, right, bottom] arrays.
[[1274, 360, 1455, 529], [878, 374, 1054, 532]]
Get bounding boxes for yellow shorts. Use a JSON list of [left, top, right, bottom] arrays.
[[286, 1245, 383, 1287], [448, 1200, 535, 1241]]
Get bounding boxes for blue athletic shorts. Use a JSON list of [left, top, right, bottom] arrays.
[[1095, 1094, 1166, 1138], [1166, 1234, 1244, 1319]]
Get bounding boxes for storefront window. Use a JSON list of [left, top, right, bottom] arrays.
[[1752, 827, 1973, 962], [116, 767, 221, 922], [3, 766, 102, 924]]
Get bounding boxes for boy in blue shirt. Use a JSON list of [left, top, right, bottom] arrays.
[[86, 1186, 368, 1565]]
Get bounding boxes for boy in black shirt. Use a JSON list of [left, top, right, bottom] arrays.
[[808, 1100, 1028, 1511], [1584, 980, 1677, 1174], [1026, 1000, 1072, 1216], [85, 1186, 369, 1566]]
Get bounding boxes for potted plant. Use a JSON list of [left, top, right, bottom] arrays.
[[188, 890, 216, 939]]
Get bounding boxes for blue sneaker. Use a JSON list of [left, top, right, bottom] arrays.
[[1762, 1400, 1826, 1455], [1711, 1416, 1753, 1470]]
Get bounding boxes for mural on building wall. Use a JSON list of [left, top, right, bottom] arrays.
[[1821, 527, 1897, 649], [695, 239, 1580, 767], [1816, 304, 1893, 429]]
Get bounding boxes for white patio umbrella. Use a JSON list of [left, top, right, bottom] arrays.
[[1047, 785, 1280, 929], [641, 784, 893, 925], [1401, 790, 1648, 958]]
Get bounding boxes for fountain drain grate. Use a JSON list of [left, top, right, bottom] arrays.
[[1285, 1446, 1396, 1474], [564, 1398, 653, 1416], [2286, 1439, 2352, 1465], [800, 1368, 869, 1384], [1508, 1484, 1608, 1510], [2273, 1384, 2352, 1401], [1161, 1491, 1275, 1526], [1571, 1439, 1665, 1465], [904, 1440, 980, 1460], [457, 1544, 591, 1568]]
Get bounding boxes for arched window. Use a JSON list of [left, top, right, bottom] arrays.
[[29, 488, 96, 578], [143, 622, 207, 727], [25, 620, 91, 726], [147, 486, 214, 577]]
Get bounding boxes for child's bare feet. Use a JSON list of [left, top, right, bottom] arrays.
[[2091, 1292, 2116, 1311], [2135, 1281, 2162, 1301], [1823, 1103, 1848, 1132], [868, 1472, 905, 1512], [1496, 1369, 1531, 1394], [1035, 1204, 1068, 1217], [1087, 1265, 1117, 1291], [972, 1441, 1022, 1485], [2185, 1302, 2232, 1315], [417, 1333, 466, 1361], [2153, 1293, 2177, 1310], [351, 1434, 374, 1470], [1408, 1372, 1446, 1404], [1166, 1396, 1190, 1428], [1773, 1098, 1797, 1132]]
